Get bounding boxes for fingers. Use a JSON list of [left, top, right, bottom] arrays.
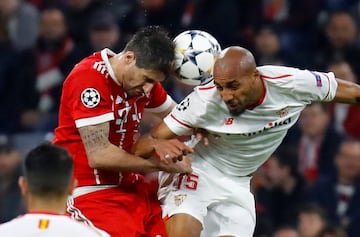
[[154, 139, 194, 164], [194, 128, 215, 146], [158, 156, 192, 174]]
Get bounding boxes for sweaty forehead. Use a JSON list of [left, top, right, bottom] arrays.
[[214, 59, 248, 84]]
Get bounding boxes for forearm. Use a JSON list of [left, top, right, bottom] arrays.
[[132, 133, 157, 158], [78, 122, 193, 174], [333, 78, 360, 104], [79, 122, 159, 172], [88, 143, 161, 173]]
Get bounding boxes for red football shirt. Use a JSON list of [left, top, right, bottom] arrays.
[[53, 49, 172, 186]]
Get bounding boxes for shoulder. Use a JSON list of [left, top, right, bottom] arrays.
[[193, 82, 219, 101], [67, 52, 105, 81], [64, 53, 112, 91], [58, 216, 108, 236], [258, 65, 300, 80], [0, 216, 25, 234]]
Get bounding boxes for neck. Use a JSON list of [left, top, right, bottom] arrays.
[[27, 194, 68, 214], [108, 54, 123, 86], [250, 76, 265, 105]]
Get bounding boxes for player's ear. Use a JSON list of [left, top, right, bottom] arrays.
[[254, 69, 260, 80], [124, 51, 135, 64], [18, 176, 29, 196]]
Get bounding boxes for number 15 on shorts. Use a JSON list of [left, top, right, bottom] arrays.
[[176, 173, 199, 190]]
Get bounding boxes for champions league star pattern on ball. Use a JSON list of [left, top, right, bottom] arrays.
[[173, 30, 221, 86]]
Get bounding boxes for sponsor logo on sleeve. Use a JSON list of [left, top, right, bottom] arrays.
[[309, 70, 323, 87]]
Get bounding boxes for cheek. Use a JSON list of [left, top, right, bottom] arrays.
[[235, 89, 248, 102]]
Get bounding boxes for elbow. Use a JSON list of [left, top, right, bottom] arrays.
[[87, 152, 102, 168]]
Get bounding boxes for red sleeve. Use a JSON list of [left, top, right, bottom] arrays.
[[65, 62, 113, 122], [146, 82, 168, 109]]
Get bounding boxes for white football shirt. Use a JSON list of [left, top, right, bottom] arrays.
[[0, 212, 109, 237], [164, 65, 338, 176]]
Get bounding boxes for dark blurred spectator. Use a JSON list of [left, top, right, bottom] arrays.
[[0, 135, 25, 223], [63, 0, 110, 45], [11, 7, 73, 133], [282, 102, 344, 183], [306, 139, 360, 237], [239, 0, 323, 56], [327, 60, 360, 139], [133, 0, 185, 37], [274, 226, 300, 237], [297, 203, 327, 237], [179, 0, 241, 47], [252, 24, 299, 67], [27, 0, 67, 9], [0, 0, 39, 51], [316, 225, 348, 237], [255, 148, 307, 233], [313, 11, 360, 76], [62, 9, 126, 74], [0, 13, 21, 133]]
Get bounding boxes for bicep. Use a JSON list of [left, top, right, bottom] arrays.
[[151, 100, 176, 119], [78, 122, 111, 158], [150, 122, 178, 139]]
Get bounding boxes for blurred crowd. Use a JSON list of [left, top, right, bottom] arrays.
[[1, 0, 360, 237]]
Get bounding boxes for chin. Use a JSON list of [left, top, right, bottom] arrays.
[[229, 108, 245, 116]]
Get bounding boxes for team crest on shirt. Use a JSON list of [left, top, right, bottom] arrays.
[[276, 107, 289, 118], [174, 194, 187, 206], [81, 88, 100, 108], [176, 97, 190, 111]]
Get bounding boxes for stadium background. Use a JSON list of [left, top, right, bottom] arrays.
[[1, 1, 360, 236]]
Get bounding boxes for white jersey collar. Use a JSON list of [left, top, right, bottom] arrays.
[[100, 48, 121, 86]]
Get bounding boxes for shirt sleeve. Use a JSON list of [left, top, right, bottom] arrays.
[[291, 69, 338, 103], [66, 68, 114, 128], [164, 89, 205, 135], [145, 82, 174, 113]]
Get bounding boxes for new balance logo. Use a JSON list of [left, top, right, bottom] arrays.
[[93, 61, 109, 77], [225, 118, 234, 125]]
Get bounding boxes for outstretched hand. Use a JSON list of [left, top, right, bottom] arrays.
[[153, 138, 194, 164], [156, 155, 192, 175]]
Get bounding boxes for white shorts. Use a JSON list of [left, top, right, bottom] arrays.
[[158, 157, 256, 237]]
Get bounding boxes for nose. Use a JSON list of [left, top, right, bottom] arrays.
[[142, 82, 155, 94], [219, 89, 234, 102]]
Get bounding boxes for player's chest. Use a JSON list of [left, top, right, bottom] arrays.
[[111, 95, 148, 122], [205, 105, 302, 134]]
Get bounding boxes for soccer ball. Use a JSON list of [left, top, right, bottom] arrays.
[[173, 30, 221, 86]]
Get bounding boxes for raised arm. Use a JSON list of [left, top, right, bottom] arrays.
[[79, 121, 192, 174], [333, 78, 360, 104]]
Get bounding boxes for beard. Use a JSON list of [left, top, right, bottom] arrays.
[[228, 106, 246, 116]]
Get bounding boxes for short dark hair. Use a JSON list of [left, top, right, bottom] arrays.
[[23, 143, 73, 197], [298, 202, 327, 220], [272, 147, 299, 178], [124, 25, 175, 75]]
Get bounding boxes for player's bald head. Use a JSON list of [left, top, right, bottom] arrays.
[[214, 46, 256, 79]]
